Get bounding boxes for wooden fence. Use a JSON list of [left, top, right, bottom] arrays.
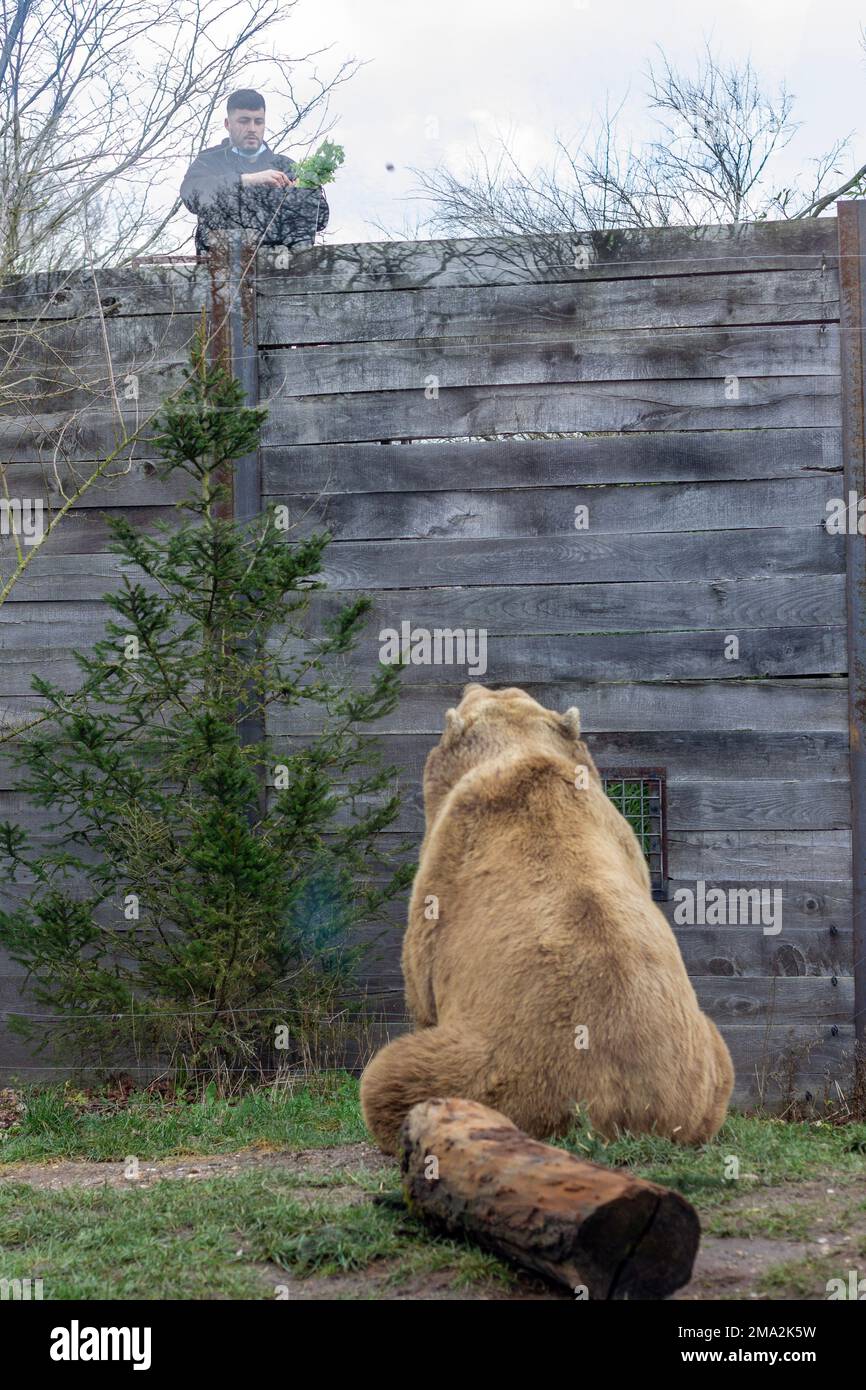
[[2, 210, 866, 1106]]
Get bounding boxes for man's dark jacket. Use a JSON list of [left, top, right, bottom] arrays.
[[180, 139, 329, 254]]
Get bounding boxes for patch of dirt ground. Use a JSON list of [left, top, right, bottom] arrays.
[[674, 1176, 866, 1301], [252, 1259, 558, 1301], [0, 1141, 390, 1191], [2, 1145, 864, 1300]]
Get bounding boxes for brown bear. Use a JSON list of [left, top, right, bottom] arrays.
[[360, 683, 734, 1154]]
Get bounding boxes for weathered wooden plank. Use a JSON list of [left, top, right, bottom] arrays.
[[2, 523, 839, 595], [262, 326, 839, 400], [324, 830, 851, 885], [0, 505, 177, 559], [21, 627, 843, 699], [339, 970, 853, 1024], [259, 775, 848, 836], [16, 586, 845, 661], [0, 875, 850, 979], [268, 678, 849, 736], [1, 725, 847, 791], [261, 429, 843, 495], [0, 658, 88, 697], [348, 918, 855, 983], [0, 414, 165, 463], [512, 778, 843, 832], [255, 219, 837, 293], [272, 478, 839, 541], [0, 795, 114, 833], [0, 313, 201, 409], [1, 378, 839, 458], [329, 924, 855, 994], [694, 976, 853, 1023], [271, 625, 846, 688], [668, 881, 852, 931], [0, 964, 148, 1077], [723, 1025, 854, 1103], [8, 430, 842, 483], [328, 871, 854, 947], [300, 575, 846, 637], [260, 376, 841, 445], [673, 925, 852, 978], [307, 527, 843, 589], [273, 728, 851, 785], [0, 553, 155, 603], [0, 263, 207, 321], [669, 780, 850, 831], [266, 767, 851, 832], [0, 361, 190, 415], [0, 571, 848, 645], [258, 269, 839, 346], [1, 459, 188, 509], [1, 773, 847, 844], [3, 572, 845, 642], [668, 830, 851, 881], [0, 602, 111, 694]]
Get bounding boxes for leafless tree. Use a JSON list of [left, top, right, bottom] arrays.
[[0, 0, 359, 277], [0, 0, 359, 617], [406, 44, 866, 237]]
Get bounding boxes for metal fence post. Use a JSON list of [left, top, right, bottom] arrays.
[[837, 199, 866, 1065]]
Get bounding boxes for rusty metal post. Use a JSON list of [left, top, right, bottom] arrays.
[[208, 231, 266, 805], [838, 200, 866, 1062], [207, 230, 261, 520]]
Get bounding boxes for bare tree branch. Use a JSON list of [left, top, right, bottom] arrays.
[[0, 0, 359, 275], [407, 42, 861, 237]]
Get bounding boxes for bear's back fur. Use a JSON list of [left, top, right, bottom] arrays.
[[360, 685, 734, 1153]]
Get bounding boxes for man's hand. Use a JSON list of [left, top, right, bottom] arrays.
[[240, 170, 298, 188]]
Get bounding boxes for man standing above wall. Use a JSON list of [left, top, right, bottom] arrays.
[[180, 89, 330, 255]]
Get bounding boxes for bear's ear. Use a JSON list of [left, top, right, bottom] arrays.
[[442, 708, 466, 743], [561, 706, 582, 738]]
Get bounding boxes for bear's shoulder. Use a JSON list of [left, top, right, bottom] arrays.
[[440, 747, 591, 822]]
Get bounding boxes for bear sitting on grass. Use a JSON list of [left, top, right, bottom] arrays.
[[360, 683, 734, 1154]]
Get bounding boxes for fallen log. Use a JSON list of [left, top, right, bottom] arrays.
[[400, 1097, 700, 1300]]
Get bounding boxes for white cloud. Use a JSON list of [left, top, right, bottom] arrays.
[[174, 0, 865, 244]]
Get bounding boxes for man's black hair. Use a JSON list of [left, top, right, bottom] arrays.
[[227, 89, 266, 113]]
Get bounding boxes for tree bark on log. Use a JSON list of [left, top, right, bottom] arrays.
[[400, 1097, 700, 1300]]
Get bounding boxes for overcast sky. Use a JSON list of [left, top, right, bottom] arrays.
[[188, 0, 866, 245]]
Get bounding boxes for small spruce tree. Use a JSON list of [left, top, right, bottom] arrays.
[[0, 327, 412, 1084]]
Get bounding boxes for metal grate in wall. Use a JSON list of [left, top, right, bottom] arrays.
[[600, 769, 668, 901]]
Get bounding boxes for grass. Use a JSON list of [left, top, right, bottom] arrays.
[[5, 1076, 866, 1191], [706, 1191, 866, 1241], [261, 1186, 513, 1291], [3, 1077, 866, 1299], [556, 1108, 866, 1208], [757, 1244, 866, 1299], [0, 1073, 365, 1164], [0, 1166, 515, 1300]]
